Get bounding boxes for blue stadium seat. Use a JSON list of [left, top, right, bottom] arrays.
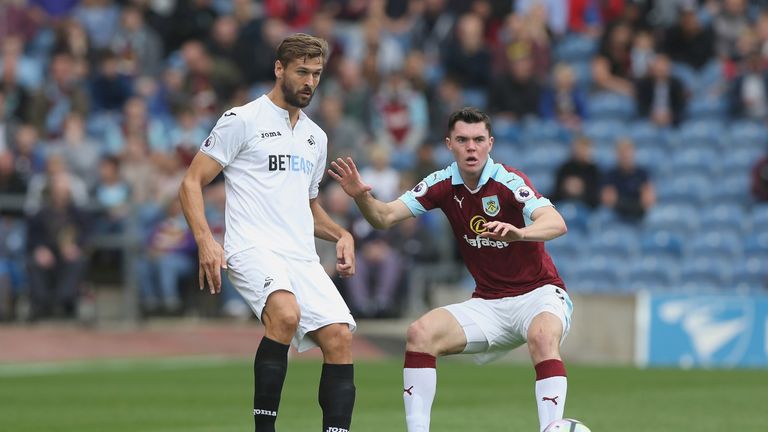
[[698, 205, 748, 233], [732, 256, 768, 292], [634, 145, 671, 176], [655, 174, 711, 206], [686, 96, 726, 121], [556, 201, 591, 234], [722, 148, 763, 172], [670, 147, 720, 175], [520, 119, 570, 145], [519, 144, 570, 171], [583, 119, 625, 143], [588, 225, 640, 259], [743, 231, 768, 254], [587, 93, 636, 121], [687, 230, 743, 259], [569, 254, 624, 293], [624, 255, 680, 291], [750, 205, 768, 233], [523, 167, 555, 196], [710, 174, 752, 207], [695, 61, 724, 93], [680, 255, 733, 286], [728, 121, 768, 151], [628, 121, 668, 148], [675, 121, 725, 149], [569, 60, 593, 88], [640, 230, 685, 257], [644, 204, 700, 234], [554, 36, 597, 62]]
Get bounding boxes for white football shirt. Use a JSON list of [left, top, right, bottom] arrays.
[[200, 95, 328, 261]]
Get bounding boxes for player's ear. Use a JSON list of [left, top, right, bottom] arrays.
[[488, 136, 494, 150], [445, 136, 451, 150], [274, 59, 284, 80]]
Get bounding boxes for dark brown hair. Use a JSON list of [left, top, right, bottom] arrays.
[[447, 107, 492, 136], [275, 33, 329, 67]]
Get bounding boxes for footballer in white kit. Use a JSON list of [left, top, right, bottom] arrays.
[[200, 94, 356, 350], [179, 34, 357, 432]]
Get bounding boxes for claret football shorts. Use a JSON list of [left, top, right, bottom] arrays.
[[226, 246, 356, 352], [442, 284, 573, 364]]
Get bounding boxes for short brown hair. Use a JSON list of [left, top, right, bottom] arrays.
[[276, 33, 329, 67], [448, 107, 492, 136]]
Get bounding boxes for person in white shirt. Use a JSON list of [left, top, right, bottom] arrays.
[[179, 34, 358, 432]]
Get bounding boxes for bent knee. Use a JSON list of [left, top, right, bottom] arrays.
[[406, 319, 436, 353]]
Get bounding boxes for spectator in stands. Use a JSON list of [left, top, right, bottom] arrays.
[[2, 36, 44, 91], [94, 156, 130, 234], [203, 178, 249, 318], [347, 219, 404, 318], [552, 136, 601, 209], [359, 146, 401, 202], [495, 12, 550, 80], [488, 54, 541, 120], [410, 0, 456, 59], [428, 76, 465, 141], [601, 138, 656, 222], [1, 49, 32, 124], [316, 93, 369, 167], [48, 113, 101, 191], [752, 151, 768, 202], [630, 30, 655, 79], [539, 62, 588, 128], [26, 176, 89, 320], [25, 153, 89, 215], [165, 0, 218, 53], [729, 51, 768, 120], [665, 7, 716, 70], [110, 4, 164, 77], [0, 150, 26, 197], [72, 0, 121, 50], [592, 21, 634, 96], [136, 198, 195, 315], [372, 71, 428, 162], [179, 40, 242, 114], [167, 107, 208, 165], [0, 91, 12, 152], [0, 214, 25, 322], [28, 53, 89, 138], [10, 124, 44, 182], [89, 50, 134, 114], [636, 54, 687, 127], [442, 13, 492, 94], [714, 0, 751, 60]]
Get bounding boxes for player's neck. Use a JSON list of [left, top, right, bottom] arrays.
[[267, 90, 301, 127]]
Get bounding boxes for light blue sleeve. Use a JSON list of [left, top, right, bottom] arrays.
[[397, 167, 452, 217]]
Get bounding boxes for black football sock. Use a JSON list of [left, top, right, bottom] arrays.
[[253, 337, 289, 432], [318, 363, 355, 432]]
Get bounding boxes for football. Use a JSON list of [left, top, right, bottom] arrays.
[[544, 418, 592, 432]]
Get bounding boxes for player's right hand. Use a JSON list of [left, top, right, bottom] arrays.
[[327, 157, 372, 200], [198, 236, 227, 294]]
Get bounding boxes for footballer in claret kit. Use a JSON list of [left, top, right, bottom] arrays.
[[330, 107, 574, 432]]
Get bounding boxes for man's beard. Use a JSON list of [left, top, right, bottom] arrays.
[[282, 81, 314, 108]]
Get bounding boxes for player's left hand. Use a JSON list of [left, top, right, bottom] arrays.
[[336, 231, 356, 278], [479, 221, 525, 242]]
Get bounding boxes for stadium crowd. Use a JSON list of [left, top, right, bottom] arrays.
[[0, 0, 767, 322]]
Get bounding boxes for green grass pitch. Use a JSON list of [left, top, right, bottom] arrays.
[[0, 358, 766, 431]]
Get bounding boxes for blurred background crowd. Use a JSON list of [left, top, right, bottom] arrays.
[[0, 0, 767, 323]]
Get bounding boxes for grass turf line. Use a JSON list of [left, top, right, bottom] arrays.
[[0, 358, 766, 431]]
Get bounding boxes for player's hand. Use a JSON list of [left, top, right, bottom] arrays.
[[198, 236, 227, 294], [327, 157, 372, 200], [479, 221, 525, 242], [336, 231, 356, 278]]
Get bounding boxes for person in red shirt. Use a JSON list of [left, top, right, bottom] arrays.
[[329, 107, 572, 432]]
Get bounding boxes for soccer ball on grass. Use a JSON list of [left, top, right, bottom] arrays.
[[543, 418, 591, 432]]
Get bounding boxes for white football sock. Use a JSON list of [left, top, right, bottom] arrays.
[[535, 376, 567, 431], [403, 351, 437, 432]]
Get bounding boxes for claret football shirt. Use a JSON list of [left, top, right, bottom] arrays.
[[200, 95, 327, 261], [399, 157, 565, 299]]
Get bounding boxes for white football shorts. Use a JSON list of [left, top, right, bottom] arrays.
[[442, 284, 573, 364], [226, 246, 356, 352]]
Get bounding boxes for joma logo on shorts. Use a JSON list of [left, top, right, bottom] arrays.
[[325, 428, 349, 432], [253, 409, 277, 416]]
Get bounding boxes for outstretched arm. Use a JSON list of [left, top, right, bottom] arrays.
[[480, 206, 567, 242], [327, 157, 413, 229], [310, 198, 355, 278], [179, 152, 226, 294]]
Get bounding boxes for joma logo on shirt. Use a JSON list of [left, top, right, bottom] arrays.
[[268, 154, 314, 174], [261, 131, 282, 138]]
